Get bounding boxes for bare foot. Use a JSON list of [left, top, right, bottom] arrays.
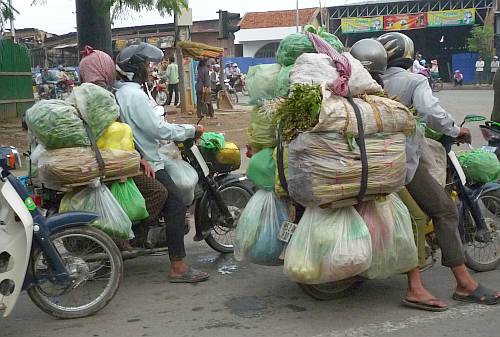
[[169, 260, 189, 277]]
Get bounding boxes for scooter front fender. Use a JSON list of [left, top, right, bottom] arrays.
[[470, 182, 500, 202], [0, 181, 33, 317]]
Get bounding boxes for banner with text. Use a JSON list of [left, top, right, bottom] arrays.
[[341, 16, 383, 34], [427, 8, 476, 27], [384, 13, 428, 31]]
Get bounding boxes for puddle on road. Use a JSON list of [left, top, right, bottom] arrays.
[[225, 296, 268, 318], [196, 253, 240, 275]]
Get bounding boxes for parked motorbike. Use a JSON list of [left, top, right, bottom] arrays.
[[290, 115, 500, 300], [150, 76, 169, 106], [231, 74, 248, 96], [0, 161, 122, 319]]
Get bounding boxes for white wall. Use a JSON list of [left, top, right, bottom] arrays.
[[236, 26, 303, 57]]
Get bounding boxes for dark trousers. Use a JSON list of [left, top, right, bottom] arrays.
[[155, 169, 187, 260], [406, 161, 466, 268], [454, 79, 463, 86], [196, 91, 214, 118], [167, 83, 179, 106]]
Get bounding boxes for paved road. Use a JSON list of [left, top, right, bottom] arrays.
[[2, 90, 499, 337]]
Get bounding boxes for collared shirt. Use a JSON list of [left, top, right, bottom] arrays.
[[491, 61, 500, 73], [382, 67, 460, 183], [476, 61, 485, 72], [115, 82, 195, 172], [166, 63, 179, 85]]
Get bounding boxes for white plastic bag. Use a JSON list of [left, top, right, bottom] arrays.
[[234, 190, 289, 266], [289, 53, 383, 97], [59, 180, 133, 240], [164, 158, 199, 206], [284, 206, 372, 284], [420, 138, 447, 187], [159, 141, 181, 160], [357, 194, 418, 279]]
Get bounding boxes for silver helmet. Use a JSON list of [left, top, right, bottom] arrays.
[[350, 38, 388, 74]]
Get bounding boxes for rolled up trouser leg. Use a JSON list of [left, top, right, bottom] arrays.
[[398, 188, 428, 268], [406, 162, 466, 268]]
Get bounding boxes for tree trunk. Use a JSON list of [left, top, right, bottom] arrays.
[[75, 0, 113, 58]]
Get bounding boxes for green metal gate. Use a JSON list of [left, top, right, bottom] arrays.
[[0, 39, 34, 119]]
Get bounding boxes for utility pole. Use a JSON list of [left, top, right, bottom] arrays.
[[175, 2, 192, 114], [8, 0, 15, 42], [296, 0, 300, 33]]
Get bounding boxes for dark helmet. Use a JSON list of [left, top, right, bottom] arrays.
[[377, 32, 414, 69], [350, 39, 388, 74], [116, 42, 164, 82]]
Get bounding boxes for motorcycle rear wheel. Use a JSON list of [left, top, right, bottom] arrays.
[[431, 79, 443, 92], [28, 226, 122, 319], [298, 278, 362, 301], [203, 182, 253, 253], [463, 192, 500, 272]]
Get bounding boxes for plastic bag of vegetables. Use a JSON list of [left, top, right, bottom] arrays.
[[457, 149, 500, 184], [358, 194, 418, 279], [97, 122, 135, 151], [66, 83, 120, 139], [234, 190, 289, 266], [276, 26, 344, 66], [246, 63, 281, 105], [111, 178, 149, 222], [246, 148, 275, 191], [247, 103, 279, 152], [25, 100, 90, 149], [59, 180, 133, 240], [164, 158, 199, 206], [284, 206, 372, 284], [275, 65, 293, 98]]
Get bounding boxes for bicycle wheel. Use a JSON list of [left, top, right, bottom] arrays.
[[230, 92, 239, 105], [463, 192, 500, 272], [203, 183, 253, 253], [28, 226, 122, 318], [432, 80, 443, 92]]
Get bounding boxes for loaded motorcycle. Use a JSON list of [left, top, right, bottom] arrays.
[[28, 132, 252, 259], [282, 115, 500, 300], [0, 160, 122, 319]]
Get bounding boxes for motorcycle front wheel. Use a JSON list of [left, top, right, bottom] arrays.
[[298, 278, 362, 300], [155, 91, 168, 106], [463, 192, 500, 272], [28, 226, 123, 319], [200, 182, 253, 253]]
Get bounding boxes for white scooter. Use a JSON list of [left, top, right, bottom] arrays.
[[0, 163, 122, 319]]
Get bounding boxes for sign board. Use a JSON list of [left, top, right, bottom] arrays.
[[114, 39, 128, 50], [384, 13, 427, 31], [341, 16, 383, 34], [177, 7, 193, 26], [427, 8, 476, 27]]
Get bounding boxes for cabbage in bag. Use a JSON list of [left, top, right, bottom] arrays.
[[358, 194, 418, 279], [59, 181, 133, 240], [246, 64, 281, 105], [234, 190, 289, 266], [246, 148, 275, 191], [284, 206, 372, 284], [25, 100, 90, 149], [457, 149, 500, 184]]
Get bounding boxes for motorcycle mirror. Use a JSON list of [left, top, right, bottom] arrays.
[[197, 115, 204, 125]]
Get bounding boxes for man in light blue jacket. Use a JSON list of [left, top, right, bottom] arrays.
[[116, 43, 208, 283]]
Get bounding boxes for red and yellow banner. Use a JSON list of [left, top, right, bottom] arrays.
[[384, 13, 428, 31]]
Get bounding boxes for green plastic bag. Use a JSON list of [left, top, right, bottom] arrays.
[[247, 108, 277, 153], [199, 132, 225, 151], [247, 148, 275, 191], [276, 32, 344, 66], [111, 179, 149, 222], [276, 65, 292, 98], [246, 63, 281, 105], [59, 181, 133, 240], [26, 100, 90, 149], [458, 149, 500, 183]]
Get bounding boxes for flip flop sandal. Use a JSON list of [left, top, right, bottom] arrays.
[[453, 284, 500, 305], [402, 298, 449, 312], [168, 268, 210, 284]]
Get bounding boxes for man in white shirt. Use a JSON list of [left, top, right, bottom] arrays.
[[412, 53, 425, 74], [490, 56, 499, 84], [475, 56, 485, 85]]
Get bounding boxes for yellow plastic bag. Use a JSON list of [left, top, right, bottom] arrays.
[[97, 122, 135, 151], [215, 142, 241, 166]]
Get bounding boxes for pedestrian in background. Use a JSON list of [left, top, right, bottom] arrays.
[[166, 56, 179, 107], [475, 56, 485, 86], [196, 58, 214, 118], [490, 56, 499, 85], [453, 70, 464, 87]]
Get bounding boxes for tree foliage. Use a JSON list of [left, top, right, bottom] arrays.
[[0, 1, 18, 30], [467, 25, 495, 60]]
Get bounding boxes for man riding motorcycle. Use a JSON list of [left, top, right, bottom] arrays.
[[115, 43, 209, 283], [371, 32, 499, 308]]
